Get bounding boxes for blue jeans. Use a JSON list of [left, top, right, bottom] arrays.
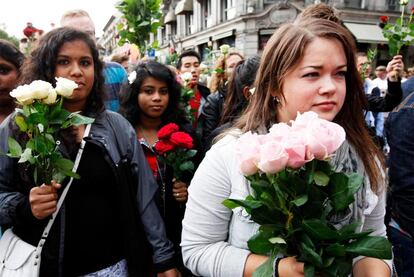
[[389, 225, 414, 277]]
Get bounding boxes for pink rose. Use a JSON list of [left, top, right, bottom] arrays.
[[305, 119, 346, 159], [282, 130, 310, 169], [291, 111, 319, 131], [268, 122, 291, 142], [236, 132, 261, 176], [258, 141, 289, 174]]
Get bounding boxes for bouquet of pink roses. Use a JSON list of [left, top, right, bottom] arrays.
[[223, 111, 391, 277]]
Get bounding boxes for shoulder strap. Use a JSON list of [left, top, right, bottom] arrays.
[[36, 123, 92, 250]]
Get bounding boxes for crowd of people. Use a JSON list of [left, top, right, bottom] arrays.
[[0, 3, 413, 277]]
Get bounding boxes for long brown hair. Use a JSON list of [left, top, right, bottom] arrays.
[[235, 18, 384, 193], [209, 52, 244, 93]]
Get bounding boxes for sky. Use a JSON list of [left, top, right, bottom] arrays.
[[0, 0, 121, 39]]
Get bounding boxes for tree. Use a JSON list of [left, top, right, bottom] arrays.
[[0, 28, 19, 48], [116, 0, 162, 56]]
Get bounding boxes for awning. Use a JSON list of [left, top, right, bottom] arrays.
[[175, 0, 193, 15], [343, 22, 387, 44], [164, 9, 176, 24], [213, 30, 234, 41]]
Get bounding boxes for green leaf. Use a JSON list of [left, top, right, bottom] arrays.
[[54, 157, 75, 172], [179, 161, 194, 172], [314, 171, 330, 186], [252, 255, 274, 277], [7, 137, 22, 158], [185, 149, 197, 158], [329, 172, 362, 211], [222, 199, 241, 209], [248, 230, 274, 254], [18, 148, 33, 163], [325, 243, 346, 257], [268, 237, 286, 244], [345, 236, 392, 259], [291, 194, 308, 207], [223, 198, 262, 212], [302, 219, 339, 241], [300, 242, 323, 267], [15, 115, 28, 132], [304, 263, 315, 277]]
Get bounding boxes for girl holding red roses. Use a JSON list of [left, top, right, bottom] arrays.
[[121, 60, 199, 276], [181, 17, 390, 277]]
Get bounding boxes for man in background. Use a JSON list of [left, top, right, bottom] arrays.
[[60, 10, 127, 112]]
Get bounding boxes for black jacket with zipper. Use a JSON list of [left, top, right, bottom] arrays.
[[0, 110, 176, 276]]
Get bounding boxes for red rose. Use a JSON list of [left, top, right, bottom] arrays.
[[157, 123, 180, 139], [379, 15, 389, 23], [155, 140, 175, 154], [411, 7, 414, 13], [170, 132, 193, 149]]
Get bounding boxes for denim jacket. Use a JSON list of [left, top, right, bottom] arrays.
[[385, 91, 414, 237]]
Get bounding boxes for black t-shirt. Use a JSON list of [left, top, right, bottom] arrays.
[[63, 142, 123, 276]]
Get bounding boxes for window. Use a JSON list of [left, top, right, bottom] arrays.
[[222, 0, 236, 21], [185, 13, 193, 35], [201, 0, 211, 29]]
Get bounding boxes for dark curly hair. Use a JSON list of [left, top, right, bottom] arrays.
[[19, 27, 105, 116], [0, 39, 25, 71], [120, 60, 188, 127]]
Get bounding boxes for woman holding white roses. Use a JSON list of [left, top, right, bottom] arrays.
[[0, 27, 179, 277], [181, 18, 390, 277]]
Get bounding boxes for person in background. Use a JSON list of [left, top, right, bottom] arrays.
[[0, 39, 25, 124], [199, 52, 244, 148], [0, 27, 178, 277], [203, 55, 260, 153], [111, 53, 130, 72], [121, 60, 200, 276], [176, 50, 210, 128], [385, 89, 414, 277], [181, 18, 390, 277], [60, 9, 128, 112]]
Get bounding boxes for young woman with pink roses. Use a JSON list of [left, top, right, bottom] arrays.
[[120, 60, 200, 276], [181, 18, 390, 277]]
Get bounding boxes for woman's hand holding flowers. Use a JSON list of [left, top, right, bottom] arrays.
[[29, 180, 61, 219], [386, 55, 404, 81], [172, 179, 188, 202]]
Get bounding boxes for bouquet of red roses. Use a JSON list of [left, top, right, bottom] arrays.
[[154, 123, 197, 180]]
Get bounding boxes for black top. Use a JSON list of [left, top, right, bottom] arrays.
[[63, 142, 123, 276]]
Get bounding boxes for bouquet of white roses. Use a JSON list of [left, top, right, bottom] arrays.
[[6, 77, 94, 185], [223, 111, 392, 277]]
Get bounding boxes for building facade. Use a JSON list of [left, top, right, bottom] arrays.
[[154, 0, 414, 64]]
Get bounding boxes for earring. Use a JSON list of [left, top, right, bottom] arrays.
[[273, 96, 280, 105]]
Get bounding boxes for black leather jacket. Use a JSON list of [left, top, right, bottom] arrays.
[[199, 85, 226, 150], [0, 110, 175, 276]]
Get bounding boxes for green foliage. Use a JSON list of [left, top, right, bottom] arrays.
[[0, 28, 19, 48], [116, 0, 162, 56], [223, 160, 392, 276], [6, 98, 94, 185], [381, 4, 414, 55]]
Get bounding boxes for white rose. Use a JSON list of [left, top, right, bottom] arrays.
[[42, 89, 57, 105], [219, 44, 230, 55], [400, 0, 408, 5], [181, 72, 193, 82], [10, 84, 35, 105], [55, 77, 78, 98], [29, 80, 53, 100], [128, 71, 137, 84]]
